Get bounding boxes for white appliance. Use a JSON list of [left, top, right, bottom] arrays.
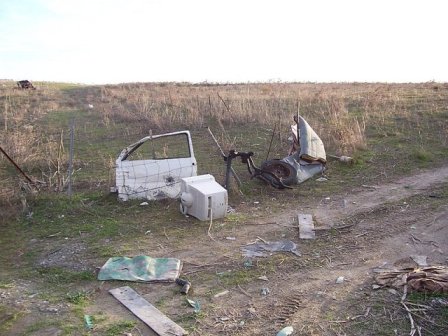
[[180, 174, 228, 221]]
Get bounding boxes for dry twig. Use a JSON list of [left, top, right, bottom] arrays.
[[401, 284, 422, 336]]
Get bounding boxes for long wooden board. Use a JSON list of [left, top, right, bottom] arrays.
[[109, 286, 188, 336], [298, 213, 315, 239]]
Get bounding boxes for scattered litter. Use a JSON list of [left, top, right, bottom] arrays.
[[144, 230, 151, 235], [88, 104, 94, 109], [327, 154, 353, 164], [431, 298, 448, 306], [372, 284, 381, 290], [336, 276, 345, 284], [237, 284, 252, 298], [316, 177, 328, 182], [410, 255, 428, 267], [140, 201, 149, 206], [254, 201, 260, 204], [261, 287, 270, 296], [248, 307, 257, 314], [362, 184, 379, 189], [84, 314, 94, 330], [227, 205, 236, 213], [258, 275, 269, 281], [47, 232, 61, 238], [98, 255, 182, 282], [176, 278, 191, 294], [339, 155, 353, 163], [298, 213, 315, 239], [241, 240, 301, 258], [110, 286, 188, 335], [225, 236, 236, 240], [388, 288, 398, 295], [214, 290, 230, 298], [276, 326, 294, 336], [243, 258, 253, 268], [186, 298, 201, 313]]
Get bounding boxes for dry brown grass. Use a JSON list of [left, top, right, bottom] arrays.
[[93, 82, 448, 153], [1, 81, 447, 206], [0, 82, 76, 201]]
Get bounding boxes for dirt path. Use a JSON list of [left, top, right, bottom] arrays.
[[218, 165, 448, 335], [313, 165, 448, 227], [192, 165, 448, 335], [3, 165, 447, 336]]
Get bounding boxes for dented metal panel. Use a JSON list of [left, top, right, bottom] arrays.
[[115, 130, 197, 201]]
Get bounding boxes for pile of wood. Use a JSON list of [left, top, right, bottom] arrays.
[[374, 266, 448, 293]]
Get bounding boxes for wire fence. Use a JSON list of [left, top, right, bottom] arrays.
[[0, 116, 256, 207]]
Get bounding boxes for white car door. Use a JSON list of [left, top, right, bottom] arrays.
[[115, 131, 197, 201]]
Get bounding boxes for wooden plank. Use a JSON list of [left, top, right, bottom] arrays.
[[298, 213, 315, 239], [109, 286, 188, 336]]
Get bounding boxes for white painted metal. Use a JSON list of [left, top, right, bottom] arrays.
[[180, 174, 228, 221], [115, 131, 197, 201]]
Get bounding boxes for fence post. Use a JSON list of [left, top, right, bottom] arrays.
[[67, 118, 75, 197]]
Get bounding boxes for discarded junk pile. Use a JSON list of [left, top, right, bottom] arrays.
[[17, 80, 36, 89], [222, 115, 326, 190], [111, 116, 326, 221]]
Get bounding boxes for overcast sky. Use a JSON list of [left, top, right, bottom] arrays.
[[1, 0, 447, 84]]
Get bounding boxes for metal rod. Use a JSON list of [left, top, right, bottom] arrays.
[[265, 123, 277, 161], [224, 155, 233, 190], [206, 127, 242, 187], [296, 101, 301, 142], [0, 145, 34, 184]]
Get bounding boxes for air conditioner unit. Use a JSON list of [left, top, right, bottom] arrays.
[[180, 174, 228, 221]]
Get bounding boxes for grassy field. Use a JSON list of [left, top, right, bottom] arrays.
[[0, 81, 447, 335]]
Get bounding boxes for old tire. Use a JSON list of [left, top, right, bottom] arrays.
[[260, 159, 297, 186]]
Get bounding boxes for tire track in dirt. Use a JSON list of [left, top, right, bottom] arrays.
[[313, 165, 448, 227]]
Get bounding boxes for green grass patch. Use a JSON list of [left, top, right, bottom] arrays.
[[0, 305, 23, 333], [411, 148, 434, 162], [37, 267, 95, 285], [217, 268, 254, 287], [66, 290, 91, 305], [104, 320, 136, 336]]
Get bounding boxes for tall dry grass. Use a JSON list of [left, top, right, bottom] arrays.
[[0, 82, 76, 202], [1, 81, 447, 206], [92, 82, 448, 154]]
